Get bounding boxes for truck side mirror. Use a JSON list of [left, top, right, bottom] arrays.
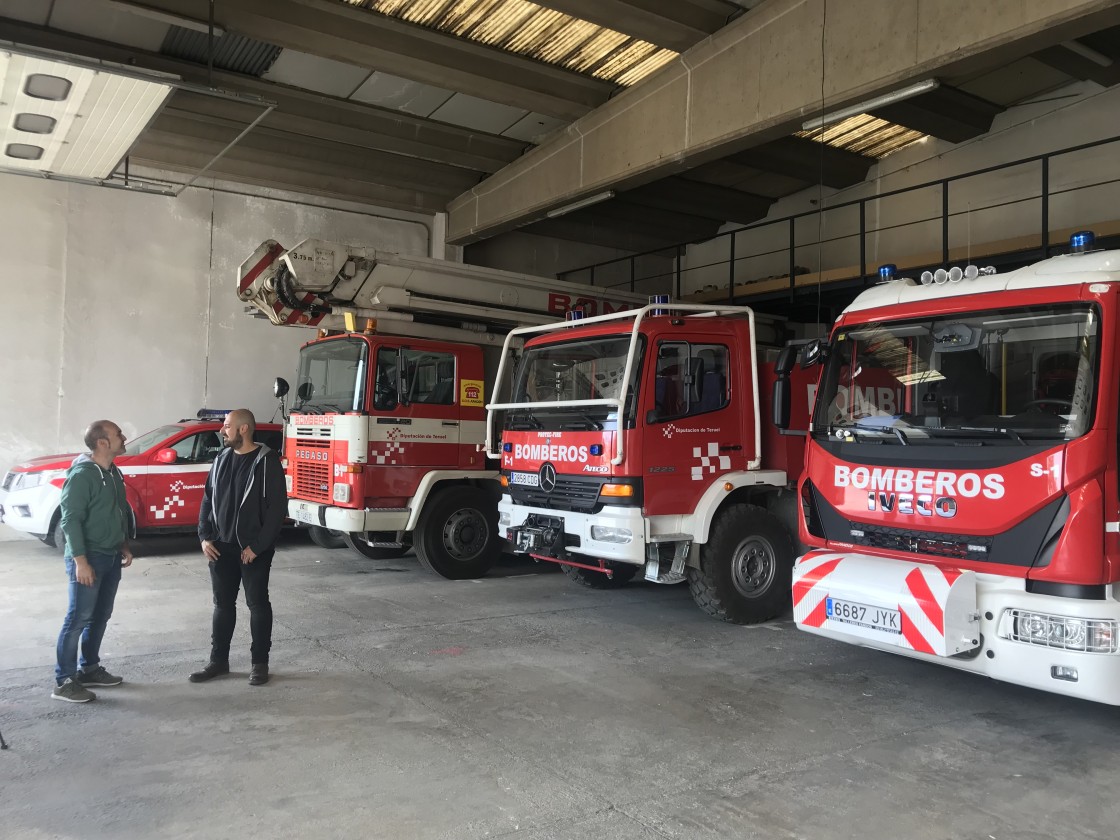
[[297, 381, 314, 401], [274, 377, 289, 398], [775, 345, 798, 377], [801, 338, 830, 369], [156, 448, 178, 465], [772, 379, 791, 430]]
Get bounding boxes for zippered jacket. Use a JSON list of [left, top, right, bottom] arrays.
[[60, 454, 135, 557], [198, 444, 287, 554]]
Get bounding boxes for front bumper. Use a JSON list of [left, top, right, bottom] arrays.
[[0, 484, 58, 535], [288, 499, 409, 533], [499, 495, 646, 565], [793, 550, 1120, 705]]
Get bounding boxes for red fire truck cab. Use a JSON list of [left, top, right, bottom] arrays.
[[776, 232, 1120, 704], [488, 303, 812, 624]]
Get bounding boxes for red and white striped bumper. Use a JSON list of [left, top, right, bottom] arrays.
[[793, 550, 980, 657]]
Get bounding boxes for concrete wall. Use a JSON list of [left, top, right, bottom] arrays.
[[680, 82, 1120, 295], [0, 173, 428, 536]]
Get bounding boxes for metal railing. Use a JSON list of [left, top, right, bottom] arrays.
[[559, 134, 1120, 303]]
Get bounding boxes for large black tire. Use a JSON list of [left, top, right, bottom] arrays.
[[40, 513, 65, 554], [342, 532, 409, 560], [562, 562, 639, 589], [413, 485, 498, 580], [308, 526, 346, 549], [688, 504, 794, 625]]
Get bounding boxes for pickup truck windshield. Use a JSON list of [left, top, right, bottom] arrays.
[[812, 303, 1098, 444]]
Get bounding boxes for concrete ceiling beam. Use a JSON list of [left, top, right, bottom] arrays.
[[112, 0, 614, 119], [871, 86, 1004, 144], [728, 137, 874, 191], [447, 0, 1120, 244], [624, 178, 772, 225]]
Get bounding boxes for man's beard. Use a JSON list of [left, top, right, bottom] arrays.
[[225, 433, 243, 449]]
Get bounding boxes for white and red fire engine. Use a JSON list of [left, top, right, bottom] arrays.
[[486, 300, 814, 623], [237, 239, 647, 578], [775, 231, 1120, 704]]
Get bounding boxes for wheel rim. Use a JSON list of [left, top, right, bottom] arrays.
[[730, 536, 776, 598], [442, 507, 488, 562]]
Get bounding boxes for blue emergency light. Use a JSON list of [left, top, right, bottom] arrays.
[[196, 409, 233, 420], [649, 294, 670, 316], [565, 308, 585, 322], [503, 442, 513, 452], [1070, 230, 1096, 253], [877, 263, 897, 282], [589, 444, 603, 456]]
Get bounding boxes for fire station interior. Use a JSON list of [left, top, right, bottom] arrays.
[[3, 1, 1120, 837]]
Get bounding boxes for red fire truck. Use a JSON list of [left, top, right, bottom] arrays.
[[775, 231, 1120, 704], [237, 239, 647, 578], [486, 301, 812, 623]]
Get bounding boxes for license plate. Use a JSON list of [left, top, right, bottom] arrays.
[[825, 597, 901, 634], [294, 507, 315, 525], [509, 471, 539, 487]]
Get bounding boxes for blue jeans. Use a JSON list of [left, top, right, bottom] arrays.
[[55, 551, 122, 685]]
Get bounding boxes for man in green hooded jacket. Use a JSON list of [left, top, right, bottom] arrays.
[[52, 420, 134, 703]]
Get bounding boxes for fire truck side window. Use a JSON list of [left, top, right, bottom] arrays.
[[651, 341, 729, 421], [402, 350, 456, 405], [373, 348, 398, 411]]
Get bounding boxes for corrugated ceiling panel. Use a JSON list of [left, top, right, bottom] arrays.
[[798, 115, 927, 159], [160, 26, 282, 78], [343, 0, 678, 86]]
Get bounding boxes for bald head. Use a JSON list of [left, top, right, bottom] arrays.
[[221, 409, 257, 452]]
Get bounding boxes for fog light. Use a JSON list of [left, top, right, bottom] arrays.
[[499, 510, 511, 526], [591, 525, 632, 544], [285, 475, 292, 493], [1051, 665, 1078, 682], [332, 483, 351, 503]]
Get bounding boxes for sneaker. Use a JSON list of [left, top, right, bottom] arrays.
[[249, 664, 270, 686], [188, 661, 230, 683], [77, 665, 123, 687], [52, 677, 96, 703]]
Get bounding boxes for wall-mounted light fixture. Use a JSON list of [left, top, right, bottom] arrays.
[[801, 79, 940, 132], [546, 190, 616, 219]]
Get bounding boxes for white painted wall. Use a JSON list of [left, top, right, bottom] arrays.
[[680, 82, 1120, 295], [0, 173, 428, 537]]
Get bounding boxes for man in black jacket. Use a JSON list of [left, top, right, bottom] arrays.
[[191, 409, 286, 686]]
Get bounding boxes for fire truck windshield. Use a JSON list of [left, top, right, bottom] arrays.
[[294, 337, 368, 414], [812, 304, 1099, 444], [510, 335, 643, 429]]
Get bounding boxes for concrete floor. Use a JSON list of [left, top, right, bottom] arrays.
[[1, 533, 1118, 840]]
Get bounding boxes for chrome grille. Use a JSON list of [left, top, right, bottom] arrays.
[[510, 476, 604, 513]]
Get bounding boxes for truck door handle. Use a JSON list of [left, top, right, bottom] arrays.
[[442, 421, 460, 427], [719, 444, 742, 452]]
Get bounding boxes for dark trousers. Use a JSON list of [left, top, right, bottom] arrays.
[[208, 540, 273, 665]]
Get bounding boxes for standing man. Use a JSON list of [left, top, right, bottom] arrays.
[[192, 409, 286, 686], [53, 420, 134, 703]]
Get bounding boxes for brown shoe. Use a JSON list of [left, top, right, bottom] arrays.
[[249, 664, 270, 686], [188, 662, 230, 683]]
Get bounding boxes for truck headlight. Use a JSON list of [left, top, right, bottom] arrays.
[[332, 483, 350, 503], [1001, 609, 1118, 653], [498, 510, 511, 527], [590, 525, 632, 544]]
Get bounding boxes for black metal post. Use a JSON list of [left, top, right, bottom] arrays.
[[728, 233, 736, 304], [676, 245, 683, 299], [789, 217, 796, 306], [630, 257, 636, 292], [1041, 156, 1050, 258], [859, 201, 866, 283], [942, 180, 950, 267]]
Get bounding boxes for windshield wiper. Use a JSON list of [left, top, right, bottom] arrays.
[[508, 409, 542, 430], [957, 426, 1027, 446], [565, 412, 603, 431]]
